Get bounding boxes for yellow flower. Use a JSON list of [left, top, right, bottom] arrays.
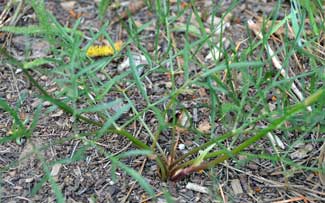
[[86, 40, 123, 57]]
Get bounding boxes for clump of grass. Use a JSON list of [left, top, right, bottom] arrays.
[[1, 0, 324, 201]]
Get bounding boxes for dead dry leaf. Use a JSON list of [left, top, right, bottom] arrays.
[[290, 143, 313, 159], [231, 179, 243, 195], [12, 36, 50, 59], [198, 121, 211, 133], [111, 1, 145, 25], [118, 53, 147, 75], [205, 37, 230, 61], [60, 1, 76, 11]]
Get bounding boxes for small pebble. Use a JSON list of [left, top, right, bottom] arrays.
[[178, 143, 185, 150]]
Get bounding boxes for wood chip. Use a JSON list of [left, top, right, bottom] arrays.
[[25, 177, 34, 183], [290, 143, 313, 159], [51, 163, 62, 176], [19, 140, 34, 162], [193, 108, 198, 123], [231, 179, 243, 195], [198, 120, 211, 133], [185, 182, 209, 194], [51, 110, 63, 117], [267, 132, 285, 149]]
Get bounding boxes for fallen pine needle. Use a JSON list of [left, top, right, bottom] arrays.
[[273, 195, 309, 203]]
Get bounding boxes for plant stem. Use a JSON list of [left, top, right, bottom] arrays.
[[170, 88, 324, 180]]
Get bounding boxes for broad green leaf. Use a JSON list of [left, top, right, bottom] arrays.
[[23, 58, 53, 69], [76, 99, 123, 114], [171, 23, 201, 37], [192, 143, 216, 167], [116, 149, 153, 159]]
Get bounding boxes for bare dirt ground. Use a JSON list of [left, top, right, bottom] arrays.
[[1, 1, 324, 202]]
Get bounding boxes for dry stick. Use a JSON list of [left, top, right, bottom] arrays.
[[224, 164, 325, 200], [219, 184, 227, 203], [140, 192, 164, 203], [247, 20, 312, 112], [273, 196, 309, 203]]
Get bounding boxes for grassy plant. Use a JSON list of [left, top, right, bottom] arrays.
[[1, 0, 324, 201]]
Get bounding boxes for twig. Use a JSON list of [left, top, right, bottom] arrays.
[[219, 184, 227, 203], [224, 164, 325, 200], [140, 192, 164, 203], [273, 196, 309, 203]]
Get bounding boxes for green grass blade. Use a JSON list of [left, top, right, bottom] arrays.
[[0, 98, 25, 129], [97, 103, 131, 135], [112, 158, 155, 197], [127, 48, 151, 104], [98, 0, 111, 21], [0, 25, 43, 34], [76, 99, 124, 114]]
